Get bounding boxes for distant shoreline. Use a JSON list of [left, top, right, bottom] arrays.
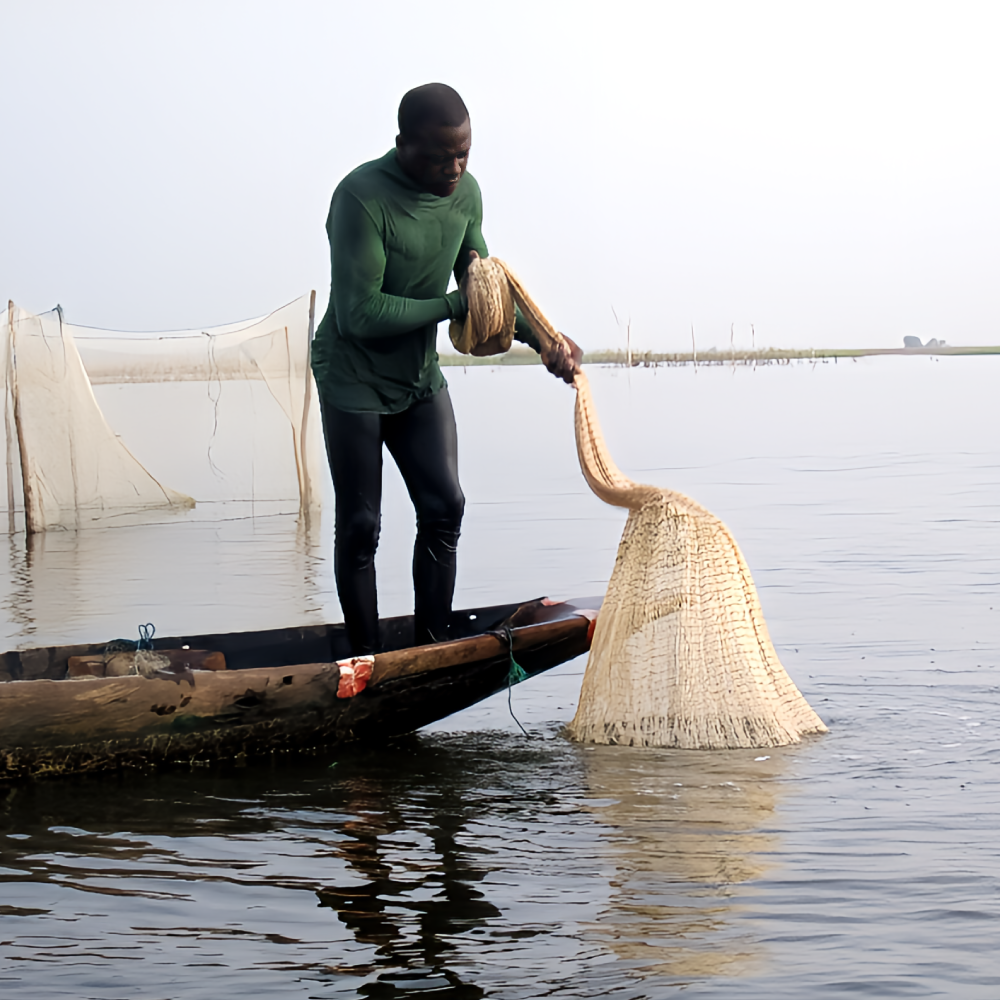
[[438, 345, 1000, 368]]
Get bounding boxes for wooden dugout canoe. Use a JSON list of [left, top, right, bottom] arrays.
[[0, 596, 600, 780]]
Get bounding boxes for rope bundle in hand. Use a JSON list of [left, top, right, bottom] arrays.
[[450, 256, 518, 357], [460, 255, 827, 749]]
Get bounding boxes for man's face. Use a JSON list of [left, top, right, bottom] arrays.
[[396, 118, 471, 197]]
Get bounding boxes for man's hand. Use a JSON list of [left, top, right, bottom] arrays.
[[461, 249, 581, 381], [542, 334, 583, 384]]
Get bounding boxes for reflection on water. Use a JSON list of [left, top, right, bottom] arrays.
[[581, 747, 786, 983], [0, 735, 793, 999], [0, 506, 332, 651], [313, 764, 497, 998]]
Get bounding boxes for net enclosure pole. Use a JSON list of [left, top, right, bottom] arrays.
[[299, 290, 316, 514], [5, 302, 16, 534]]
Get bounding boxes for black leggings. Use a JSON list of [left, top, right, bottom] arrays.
[[320, 388, 465, 655]]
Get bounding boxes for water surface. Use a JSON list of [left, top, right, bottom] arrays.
[[2, 359, 998, 997]]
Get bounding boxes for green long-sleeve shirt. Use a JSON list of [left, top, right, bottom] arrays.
[[311, 149, 539, 413]]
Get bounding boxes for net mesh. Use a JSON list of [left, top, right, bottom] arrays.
[[4, 294, 325, 532], [457, 256, 827, 749], [568, 371, 827, 748]]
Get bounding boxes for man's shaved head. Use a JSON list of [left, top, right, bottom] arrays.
[[398, 83, 469, 140], [395, 84, 472, 198]]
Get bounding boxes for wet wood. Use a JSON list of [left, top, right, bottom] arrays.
[[371, 618, 585, 684], [0, 599, 598, 780], [0, 659, 339, 746], [0, 599, 530, 681]]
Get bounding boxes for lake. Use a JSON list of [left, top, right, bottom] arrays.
[[1, 358, 998, 998]]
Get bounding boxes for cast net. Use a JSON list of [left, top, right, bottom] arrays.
[[457, 255, 827, 749], [3, 295, 325, 533]]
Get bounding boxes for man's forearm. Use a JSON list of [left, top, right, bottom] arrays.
[[334, 286, 461, 339], [513, 306, 541, 353]]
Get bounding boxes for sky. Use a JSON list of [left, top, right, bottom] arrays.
[[2, 0, 998, 351]]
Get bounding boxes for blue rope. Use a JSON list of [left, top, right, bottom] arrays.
[[104, 622, 156, 656], [137, 623, 156, 650]]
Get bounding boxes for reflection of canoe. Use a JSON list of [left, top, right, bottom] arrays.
[[0, 596, 600, 780]]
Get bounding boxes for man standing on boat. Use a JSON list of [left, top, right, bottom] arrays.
[[311, 83, 580, 655]]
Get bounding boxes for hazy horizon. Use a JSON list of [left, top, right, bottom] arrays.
[[2, 1, 998, 353]]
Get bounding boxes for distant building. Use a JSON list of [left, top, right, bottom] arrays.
[[903, 336, 947, 349]]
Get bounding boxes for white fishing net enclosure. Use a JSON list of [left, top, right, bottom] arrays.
[[3, 295, 325, 533]]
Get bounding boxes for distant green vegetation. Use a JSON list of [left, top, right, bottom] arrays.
[[438, 347, 542, 366], [437, 345, 1000, 367]]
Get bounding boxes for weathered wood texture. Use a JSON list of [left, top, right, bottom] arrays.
[[0, 601, 526, 681], [0, 600, 597, 779]]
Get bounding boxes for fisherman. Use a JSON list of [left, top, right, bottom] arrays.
[[312, 83, 581, 655]]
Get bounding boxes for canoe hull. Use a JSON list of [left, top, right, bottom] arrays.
[[0, 599, 595, 779]]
